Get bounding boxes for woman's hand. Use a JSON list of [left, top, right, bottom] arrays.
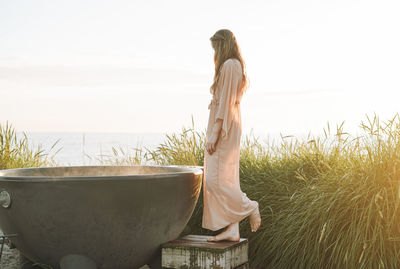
[[206, 133, 219, 155], [206, 119, 223, 155]]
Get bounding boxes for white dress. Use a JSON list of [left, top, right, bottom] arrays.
[[202, 58, 259, 231]]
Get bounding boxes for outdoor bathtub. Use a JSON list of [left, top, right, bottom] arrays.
[[0, 165, 203, 269]]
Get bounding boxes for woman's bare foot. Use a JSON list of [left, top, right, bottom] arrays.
[[207, 222, 240, 242], [249, 204, 261, 232]]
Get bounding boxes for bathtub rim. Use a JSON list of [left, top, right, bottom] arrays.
[[0, 164, 204, 182]]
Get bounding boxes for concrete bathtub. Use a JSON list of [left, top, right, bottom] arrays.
[[0, 165, 203, 269]]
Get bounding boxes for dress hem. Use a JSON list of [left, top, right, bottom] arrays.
[[201, 201, 258, 231]]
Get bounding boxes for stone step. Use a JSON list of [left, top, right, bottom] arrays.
[[161, 235, 249, 269]]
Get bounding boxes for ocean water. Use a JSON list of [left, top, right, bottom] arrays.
[[16, 131, 309, 166], [17, 132, 167, 166]]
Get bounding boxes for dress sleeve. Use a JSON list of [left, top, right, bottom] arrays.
[[214, 59, 240, 140]]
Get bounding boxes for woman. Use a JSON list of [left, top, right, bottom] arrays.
[[202, 29, 261, 242]]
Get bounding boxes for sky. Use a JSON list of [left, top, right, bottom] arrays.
[[1, 0, 400, 137]]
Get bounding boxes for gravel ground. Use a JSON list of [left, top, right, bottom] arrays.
[[0, 244, 19, 269], [1, 230, 152, 269], [0, 243, 151, 269]]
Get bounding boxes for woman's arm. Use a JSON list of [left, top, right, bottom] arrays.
[[214, 59, 239, 140], [206, 59, 240, 155], [212, 119, 223, 136], [206, 119, 223, 155]]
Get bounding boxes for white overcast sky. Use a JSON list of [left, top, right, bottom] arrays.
[[1, 0, 399, 136]]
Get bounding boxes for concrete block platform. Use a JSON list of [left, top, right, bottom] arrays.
[[161, 235, 249, 269]]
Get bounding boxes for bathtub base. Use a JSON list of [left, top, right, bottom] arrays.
[[59, 254, 97, 269]]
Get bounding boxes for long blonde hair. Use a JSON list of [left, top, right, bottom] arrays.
[[210, 29, 249, 96]]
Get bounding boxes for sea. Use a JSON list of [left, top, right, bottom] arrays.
[[16, 132, 168, 166], [15, 132, 310, 166]]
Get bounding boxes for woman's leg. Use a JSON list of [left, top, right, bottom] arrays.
[[207, 221, 240, 242]]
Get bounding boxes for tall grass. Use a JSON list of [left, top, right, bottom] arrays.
[[97, 116, 205, 166], [104, 113, 400, 269], [0, 121, 57, 169], [5, 113, 400, 268]]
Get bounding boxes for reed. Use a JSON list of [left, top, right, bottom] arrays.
[[6, 112, 400, 268], [0, 121, 57, 169], [108, 113, 400, 268], [96, 145, 146, 165], [146, 116, 205, 166]]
